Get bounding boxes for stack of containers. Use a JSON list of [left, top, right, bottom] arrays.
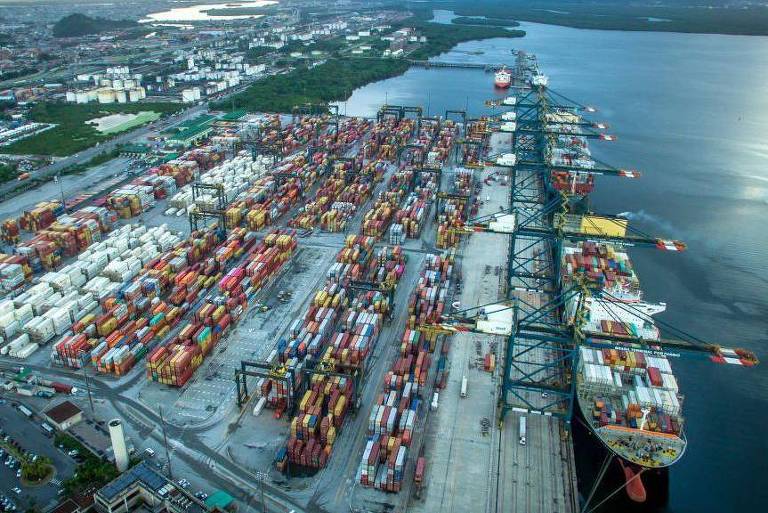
[[561, 242, 640, 299], [290, 158, 365, 230], [436, 169, 473, 249], [19, 201, 63, 232], [151, 159, 198, 187], [280, 374, 352, 471], [168, 153, 270, 211], [106, 184, 155, 218], [358, 253, 454, 492], [327, 235, 376, 284], [1, 219, 21, 244], [147, 230, 297, 386], [579, 346, 683, 434], [407, 252, 454, 349], [0, 257, 28, 292]]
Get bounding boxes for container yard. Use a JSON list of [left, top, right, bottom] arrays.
[[1, 49, 751, 513]]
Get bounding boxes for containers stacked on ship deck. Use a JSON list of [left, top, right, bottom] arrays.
[[436, 169, 474, 249], [545, 111, 596, 194], [579, 346, 683, 435], [147, 230, 297, 386], [561, 242, 641, 300], [358, 251, 455, 492]]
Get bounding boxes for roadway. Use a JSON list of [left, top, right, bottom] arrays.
[[0, 400, 77, 512], [0, 103, 208, 200]]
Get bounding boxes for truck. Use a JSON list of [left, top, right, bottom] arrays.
[[460, 375, 468, 398], [519, 416, 527, 446]]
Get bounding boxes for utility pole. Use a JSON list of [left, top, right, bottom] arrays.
[[255, 471, 268, 513], [81, 363, 95, 416], [55, 171, 66, 213], [159, 407, 174, 479]]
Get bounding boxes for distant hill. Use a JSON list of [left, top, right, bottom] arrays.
[[52, 13, 138, 38]]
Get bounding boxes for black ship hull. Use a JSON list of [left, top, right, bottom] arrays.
[[573, 400, 671, 512]]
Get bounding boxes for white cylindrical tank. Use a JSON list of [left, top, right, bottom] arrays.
[[108, 419, 129, 471]]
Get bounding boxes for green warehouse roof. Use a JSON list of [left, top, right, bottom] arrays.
[[204, 490, 234, 511]]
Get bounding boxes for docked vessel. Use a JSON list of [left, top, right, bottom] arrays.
[[545, 110, 597, 195], [561, 241, 687, 503], [494, 67, 511, 88]]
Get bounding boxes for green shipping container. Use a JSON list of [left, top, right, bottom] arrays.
[[196, 326, 212, 343], [150, 312, 166, 327]]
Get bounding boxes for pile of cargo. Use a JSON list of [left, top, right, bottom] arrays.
[[277, 278, 393, 472], [38, 226, 182, 369], [147, 230, 297, 386], [361, 192, 400, 238], [579, 346, 683, 435], [389, 193, 429, 244], [2, 281, 101, 359], [407, 253, 453, 340], [290, 158, 370, 230], [19, 201, 64, 232], [1, 219, 20, 244], [561, 242, 640, 299], [0, 255, 31, 292], [364, 118, 416, 160], [130, 174, 179, 201], [168, 154, 271, 212], [151, 159, 199, 187], [466, 118, 489, 143], [106, 184, 155, 219], [358, 253, 454, 492], [424, 122, 457, 169], [275, 374, 352, 472], [436, 169, 473, 249], [360, 333, 423, 491], [11, 205, 114, 273]]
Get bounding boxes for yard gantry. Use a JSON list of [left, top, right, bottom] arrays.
[[189, 183, 228, 233]]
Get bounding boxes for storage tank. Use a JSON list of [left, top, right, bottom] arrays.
[[108, 419, 129, 471]]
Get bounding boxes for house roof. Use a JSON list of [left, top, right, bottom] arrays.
[[44, 401, 82, 424]]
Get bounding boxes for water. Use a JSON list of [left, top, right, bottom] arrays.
[[141, 0, 275, 23], [341, 15, 768, 513]]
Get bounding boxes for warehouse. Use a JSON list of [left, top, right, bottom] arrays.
[[44, 400, 83, 430]]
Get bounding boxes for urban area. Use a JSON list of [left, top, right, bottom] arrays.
[[0, 2, 761, 513]]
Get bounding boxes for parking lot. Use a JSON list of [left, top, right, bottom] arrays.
[[0, 401, 77, 512]]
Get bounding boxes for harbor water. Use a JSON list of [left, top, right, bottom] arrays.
[[339, 16, 768, 513]]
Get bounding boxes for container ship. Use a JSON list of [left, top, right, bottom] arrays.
[[562, 239, 687, 504], [494, 67, 511, 88], [532, 58, 687, 502]]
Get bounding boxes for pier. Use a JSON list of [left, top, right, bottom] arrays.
[[407, 60, 506, 72]]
